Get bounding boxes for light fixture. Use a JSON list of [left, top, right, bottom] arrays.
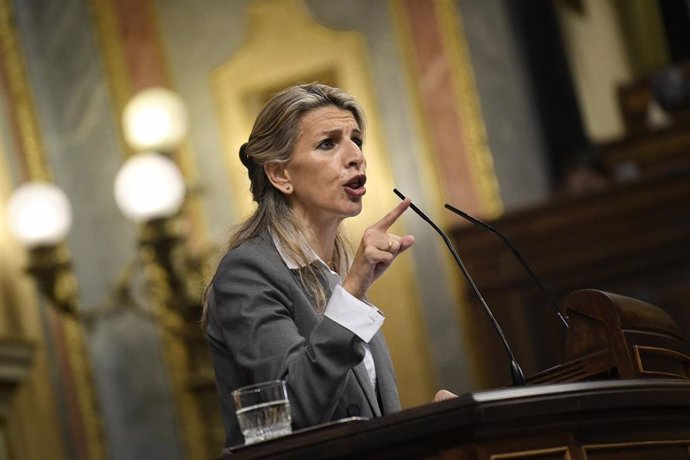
[[6, 88, 192, 315], [121, 87, 189, 152], [117, 87, 194, 316], [5, 86, 216, 453], [114, 151, 186, 223], [5, 181, 77, 314], [5, 181, 72, 248], [113, 150, 189, 310]]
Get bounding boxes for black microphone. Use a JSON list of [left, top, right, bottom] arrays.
[[394, 188, 525, 386], [444, 203, 569, 328]]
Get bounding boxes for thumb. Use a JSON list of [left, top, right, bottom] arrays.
[[432, 389, 458, 403], [397, 235, 415, 255]]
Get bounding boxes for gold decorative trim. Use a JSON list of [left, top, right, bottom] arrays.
[[436, 0, 503, 218], [62, 315, 107, 460], [633, 344, 690, 379], [0, 0, 50, 181], [86, 0, 134, 158], [387, 0, 447, 225], [582, 439, 690, 452], [388, 0, 483, 388], [147, 3, 209, 246], [490, 445, 571, 459], [213, 0, 435, 407], [0, 1, 107, 458]]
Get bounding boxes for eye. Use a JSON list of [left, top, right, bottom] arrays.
[[352, 137, 364, 149], [317, 139, 335, 150]]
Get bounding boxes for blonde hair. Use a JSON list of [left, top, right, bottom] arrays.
[[202, 83, 366, 327]]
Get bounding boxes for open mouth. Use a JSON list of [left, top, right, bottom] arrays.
[[344, 174, 367, 197]]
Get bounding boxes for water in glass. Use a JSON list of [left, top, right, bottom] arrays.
[[233, 380, 292, 445], [236, 399, 291, 444]]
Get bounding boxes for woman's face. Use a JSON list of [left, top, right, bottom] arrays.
[[283, 105, 366, 229]]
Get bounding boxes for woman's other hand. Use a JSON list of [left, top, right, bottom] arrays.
[[432, 389, 458, 403], [342, 198, 415, 299]]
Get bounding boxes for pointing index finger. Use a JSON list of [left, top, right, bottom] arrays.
[[374, 197, 411, 230]]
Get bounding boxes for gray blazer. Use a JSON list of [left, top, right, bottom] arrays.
[[205, 230, 401, 447]]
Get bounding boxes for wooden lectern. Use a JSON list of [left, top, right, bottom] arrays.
[[223, 291, 690, 459], [225, 379, 690, 459], [529, 289, 690, 384]]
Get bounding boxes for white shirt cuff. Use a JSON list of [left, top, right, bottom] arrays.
[[324, 285, 384, 343]]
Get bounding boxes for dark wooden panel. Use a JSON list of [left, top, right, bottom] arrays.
[[583, 440, 690, 460], [222, 380, 690, 460], [449, 168, 690, 387]]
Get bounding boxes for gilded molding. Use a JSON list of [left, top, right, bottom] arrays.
[[389, 0, 486, 388], [490, 446, 571, 459], [0, 1, 107, 458], [387, 0, 448, 225], [436, 0, 503, 218], [86, 0, 134, 158], [147, 2, 208, 245], [62, 315, 107, 460], [0, 0, 50, 181], [582, 439, 690, 454], [634, 345, 690, 379]]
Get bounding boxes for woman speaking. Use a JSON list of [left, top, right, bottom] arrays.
[[203, 83, 449, 448]]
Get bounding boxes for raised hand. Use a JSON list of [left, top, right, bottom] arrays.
[[342, 198, 415, 299]]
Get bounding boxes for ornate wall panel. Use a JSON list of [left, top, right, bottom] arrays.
[[395, 0, 502, 218], [0, 1, 104, 458]]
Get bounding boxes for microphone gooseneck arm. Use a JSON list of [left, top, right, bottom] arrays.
[[443, 203, 569, 329], [393, 189, 525, 386]]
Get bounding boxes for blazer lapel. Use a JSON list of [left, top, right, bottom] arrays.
[[352, 361, 382, 417], [370, 332, 401, 414]]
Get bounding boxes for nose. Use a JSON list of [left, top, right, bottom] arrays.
[[346, 140, 365, 170]]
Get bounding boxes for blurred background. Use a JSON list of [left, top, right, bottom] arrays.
[[1, 0, 690, 459]]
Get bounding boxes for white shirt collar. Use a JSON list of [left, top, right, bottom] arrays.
[[270, 231, 333, 272]]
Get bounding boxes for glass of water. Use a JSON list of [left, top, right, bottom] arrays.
[[232, 380, 292, 445]]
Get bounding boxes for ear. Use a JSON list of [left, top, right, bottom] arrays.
[[264, 162, 293, 194]]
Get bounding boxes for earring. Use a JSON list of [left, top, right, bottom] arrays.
[[285, 184, 292, 192]]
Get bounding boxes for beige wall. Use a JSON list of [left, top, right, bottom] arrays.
[[555, 0, 633, 142]]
